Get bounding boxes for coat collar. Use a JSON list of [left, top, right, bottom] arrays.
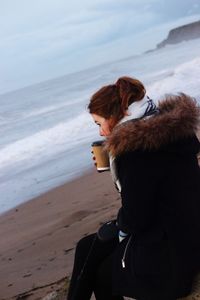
[[105, 93, 200, 156]]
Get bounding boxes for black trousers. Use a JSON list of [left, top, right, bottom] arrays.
[[67, 233, 123, 300], [67, 233, 176, 300]]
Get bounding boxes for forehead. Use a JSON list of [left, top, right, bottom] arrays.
[[91, 113, 105, 123]]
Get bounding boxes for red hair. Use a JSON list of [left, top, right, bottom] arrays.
[[88, 76, 146, 126]]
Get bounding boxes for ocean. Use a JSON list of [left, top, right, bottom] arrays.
[[0, 38, 200, 214]]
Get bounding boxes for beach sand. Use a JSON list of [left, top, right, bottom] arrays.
[[0, 169, 120, 300], [1, 137, 200, 300]]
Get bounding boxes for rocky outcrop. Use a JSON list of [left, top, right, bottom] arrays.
[[157, 20, 200, 49]]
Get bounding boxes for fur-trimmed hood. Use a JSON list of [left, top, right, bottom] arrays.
[[105, 93, 200, 156]]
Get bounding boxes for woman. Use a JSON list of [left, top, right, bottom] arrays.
[[67, 76, 200, 300]]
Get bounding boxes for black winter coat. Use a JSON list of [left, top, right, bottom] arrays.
[[105, 94, 200, 299]]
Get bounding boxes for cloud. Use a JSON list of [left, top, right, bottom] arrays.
[[1, 0, 200, 93], [0, 2, 156, 63], [92, 0, 158, 11]]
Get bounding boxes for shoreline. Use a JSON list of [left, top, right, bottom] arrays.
[[0, 168, 119, 299], [0, 166, 93, 217], [1, 131, 199, 300]]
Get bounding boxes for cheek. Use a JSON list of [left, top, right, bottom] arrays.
[[103, 124, 111, 135], [98, 120, 113, 136], [107, 121, 114, 132]]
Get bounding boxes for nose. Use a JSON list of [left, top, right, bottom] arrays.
[[99, 128, 104, 136]]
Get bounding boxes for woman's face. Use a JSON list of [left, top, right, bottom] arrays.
[[91, 114, 113, 137]]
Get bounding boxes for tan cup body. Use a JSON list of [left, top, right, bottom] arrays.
[[91, 141, 110, 172]]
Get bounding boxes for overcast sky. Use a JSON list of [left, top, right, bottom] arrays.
[[1, 0, 200, 94]]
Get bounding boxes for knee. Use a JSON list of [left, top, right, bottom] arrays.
[[76, 233, 96, 253]]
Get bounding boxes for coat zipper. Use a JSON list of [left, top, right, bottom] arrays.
[[121, 235, 132, 268]]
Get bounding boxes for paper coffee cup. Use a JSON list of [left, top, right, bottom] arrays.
[[91, 140, 110, 172]]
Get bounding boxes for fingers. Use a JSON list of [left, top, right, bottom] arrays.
[[91, 150, 97, 167]]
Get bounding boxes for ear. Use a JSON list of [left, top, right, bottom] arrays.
[[124, 109, 131, 116]]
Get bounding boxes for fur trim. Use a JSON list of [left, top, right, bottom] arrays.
[[105, 93, 200, 156]]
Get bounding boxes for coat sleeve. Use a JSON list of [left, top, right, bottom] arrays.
[[117, 151, 163, 236]]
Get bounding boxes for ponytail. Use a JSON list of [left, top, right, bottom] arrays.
[[115, 76, 146, 111]]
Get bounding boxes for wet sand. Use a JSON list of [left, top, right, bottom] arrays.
[[0, 169, 120, 299], [1, 131, 199, 300]]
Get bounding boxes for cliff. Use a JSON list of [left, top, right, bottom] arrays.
[[157, 20, 200, 49]]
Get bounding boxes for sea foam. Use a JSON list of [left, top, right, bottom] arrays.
[[0, 38, 200, 214]]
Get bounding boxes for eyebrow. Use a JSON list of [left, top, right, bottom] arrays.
[[94, 121, 99, 124]]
